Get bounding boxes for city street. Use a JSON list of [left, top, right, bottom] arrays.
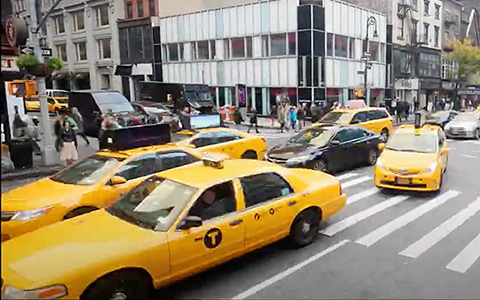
[[2, 123, 480, 299]]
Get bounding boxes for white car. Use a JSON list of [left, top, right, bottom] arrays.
[[444, 112, 480, 139]]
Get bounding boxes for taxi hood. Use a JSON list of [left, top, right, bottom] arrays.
[[380, 150, 438, 169], [1, 178, 93, 211], [1, 210, 166, 285]]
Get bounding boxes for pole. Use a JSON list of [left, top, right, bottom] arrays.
[[364, 31, 369, 106], [27, 0, 56, 165]]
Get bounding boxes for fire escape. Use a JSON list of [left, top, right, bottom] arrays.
[[397, 0, 418, 77]]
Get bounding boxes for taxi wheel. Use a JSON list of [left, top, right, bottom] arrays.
[[81, 271, 153, 300], [380, 129, 389, 142], [241, 150, 258, 159], [289, 209, 320, 247], [312, 160, 328, 172]]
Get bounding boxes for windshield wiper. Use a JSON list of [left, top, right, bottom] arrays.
[[107, 206, 154, 230]]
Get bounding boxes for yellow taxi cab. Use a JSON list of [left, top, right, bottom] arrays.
[[1, 157, 346, 300], [1, 144, 203, 242], [24, 95, 40, 112], [47, 97, 69, 114], [374, 115, 449, 192], [317, 106, 393, 141], [174, 127, 266, 160]]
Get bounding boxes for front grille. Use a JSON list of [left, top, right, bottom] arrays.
[[387, 168, 420, 176], [266, 156, 287, 164], [381, 180, 427, 188], [1, 211, 16, 222]]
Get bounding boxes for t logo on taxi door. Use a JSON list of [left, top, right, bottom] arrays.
[[204, 228, 222, 248]]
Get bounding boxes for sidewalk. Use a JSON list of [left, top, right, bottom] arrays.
[[1, 137, 97, 181]]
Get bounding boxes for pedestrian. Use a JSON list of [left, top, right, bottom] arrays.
[[247, 107, 259, 133], [270, 105, 276, 127], [404, 101, 410, 121], [71, 107, 90, 146], [283, 102, 291, 132], [310, 103, 318, 123], [233, 107, 243, 127], [290, 105, 298, 131], [413, 97, 419, 112], [98, 114, 119, 150], [277, 103, 286, 133], [60, 121, 78, 166], [297, 104, 305, 131]]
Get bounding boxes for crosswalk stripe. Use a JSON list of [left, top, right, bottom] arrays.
[[446, 232, 480, 274], [356, 190, 460, 247], [461, 154, 478, 159], [400, 197, 480, 259], [346, 187, 380, 205], [336, 172, 359, 181], [342, 176, 371, 189], [321, 195, 409, 237]]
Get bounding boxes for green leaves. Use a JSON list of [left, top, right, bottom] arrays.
[[16, 54, 39, 68], [46, 58, 64, 70], [445, 39, 480, 82]]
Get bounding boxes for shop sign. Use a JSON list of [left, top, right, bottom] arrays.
[[442, 82, 457, 90], [458, 88, 480, 95], [1, 56, 19, 72], [394, 78, 419, 90]]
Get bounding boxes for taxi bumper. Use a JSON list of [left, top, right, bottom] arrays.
[[374, 166, 440, 192], [322, 193, 347, 219]]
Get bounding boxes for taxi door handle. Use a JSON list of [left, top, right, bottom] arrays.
[[229, 219, 243, 226], [288, 201, 297, 206], [194, 237, 203, 242]]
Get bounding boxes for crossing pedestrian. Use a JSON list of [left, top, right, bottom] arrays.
[[60, 121, 78, 166], [71, 107, 90, 146], [297, 104, 305, 131], [247, 107, 260, 133]]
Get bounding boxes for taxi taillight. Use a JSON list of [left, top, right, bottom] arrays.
[[261, 137, 266, 143]]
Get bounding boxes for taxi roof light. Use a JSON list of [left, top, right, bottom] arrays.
[[202, 156, 224, 169]]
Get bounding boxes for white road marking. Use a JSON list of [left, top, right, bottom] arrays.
[[231, 240, 349, 300], [356, 190, 460, 247], [336, 172, 359, 181], [321, 195, 409, 237], [448, 147, 457, 150], [461, 154, 478, 159], [446, 232, 480, 274], [342, 176, 372, 189], [346, 187, 380, 205], [400, 197, 480, 259]]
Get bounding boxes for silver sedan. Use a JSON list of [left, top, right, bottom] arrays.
[[444, 112, 480, 139]]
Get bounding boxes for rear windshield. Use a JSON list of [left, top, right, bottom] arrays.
[[320, 112, 354, 124], [52, 91, 69, 98], [94, 93, 134, 114]]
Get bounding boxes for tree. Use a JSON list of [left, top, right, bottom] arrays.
[[444, 39, 480, 109]]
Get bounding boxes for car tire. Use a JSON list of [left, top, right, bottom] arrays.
[[380, 129, 389, 142], [64, 206, 98, 220], [241, 150, 258, 159], [312, 159, 328, 172], [367, 148, 378, 166], [81, 271, 153, 300], [474, 129, 480, 140], [289, 209, 321, 247]]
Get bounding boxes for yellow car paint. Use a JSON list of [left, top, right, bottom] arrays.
[[47, 97, 69, 113], [374, 124, 449, 192], [1, 145, 203, 241], [1, 159, 346, 299]]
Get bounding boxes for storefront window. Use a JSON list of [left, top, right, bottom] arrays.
[[327, 33, 334, 56], [335, 35, 348, 58], [418, 52, 441, 77], [270, 34, 287, 56], [231, 38, 245, 58]]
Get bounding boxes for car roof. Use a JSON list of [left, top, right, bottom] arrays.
[[331, 107, 386, 113], [158, 159, 283, 189], [396, 124, 439, 136], [96, 144, 198, 158], [69, 90, 121, 94]]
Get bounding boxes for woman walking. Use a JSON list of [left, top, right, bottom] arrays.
[[290, 106, 298, 131], [60, 121, 78, 166], [297, 104, 305, 131], [71, 107, 89, 146]]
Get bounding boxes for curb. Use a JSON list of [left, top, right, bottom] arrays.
[[1, 167, 63, 181]]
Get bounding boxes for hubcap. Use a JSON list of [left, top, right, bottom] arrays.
[[381, 132, 388, 142], [110, 292, 128, 300], [369, 151, 377, 164], [315, 161, 326, 171], [302, 221, 311, 234]]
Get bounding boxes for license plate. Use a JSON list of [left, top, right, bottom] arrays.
[[396, 177, 410, 185]]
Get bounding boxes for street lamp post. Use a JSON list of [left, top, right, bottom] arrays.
[[363, 16, 378, 106]]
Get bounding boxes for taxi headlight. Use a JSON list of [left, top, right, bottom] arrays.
[[376, 158, 385, 169], [2, 284, 67, 299], [286, 155, 310, 165], [424, 162, 438, 175], [11, 206, 53, 221]]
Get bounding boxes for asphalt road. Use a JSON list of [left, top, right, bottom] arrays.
[[3, 124, 480, 299]]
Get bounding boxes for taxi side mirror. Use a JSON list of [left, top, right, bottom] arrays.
[[378, 143, 386, 151], [110, 176, 127, 186], [178, 215, 203, 230]]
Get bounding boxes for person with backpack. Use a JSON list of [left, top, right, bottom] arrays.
[[247, 107, 260, 133]]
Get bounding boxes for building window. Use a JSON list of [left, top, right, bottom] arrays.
[[148, 0, 155, 16], [126, 2, 133, 18], [434, 26, 439, 47], [197, 41, 209, 60], [335, 35, 348, 58], [75, 41, 87, 61], [270, 34, 287, 56], [42, 0, 50, 7], [288, 33, 296, 55], [137, 1, 144, 17], [54, 15, 65, 34], [423, 23, 429, 43], [424, 0, 429, 16], [56, 44, 67, 61], [412, 0, 418, 11], [224, 39, 230, 59], [434, 4, 440, 19], [398, 18, 405, 39], [261, 35, 269, 57], [231, 38, 245, 58], [73, 10, 85, 31], [96, 5, 109, 27], [98, 38, 111, 59], [168, 44, 179, 61], [369, 41, 379, 61], [210, 40, 216, 59], [246, 37, 252, 58], [327, 33, 334, 56], [179, 43, 184, 61], [349, 37, 355, 59]]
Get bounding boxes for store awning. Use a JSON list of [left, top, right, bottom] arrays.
[[115, 65, 132, 76]]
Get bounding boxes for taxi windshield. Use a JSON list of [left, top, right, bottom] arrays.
[[320, 112, 354, 124], [107, 177, 197, 231], [386, 133, 438, 153], [50, 155, 124, 185], [289, 127, 335, 148], [56, 98, 69, 104], [52, 91, 69, 98]]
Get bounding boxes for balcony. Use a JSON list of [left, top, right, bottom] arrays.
[[444, 14, 459, 26]]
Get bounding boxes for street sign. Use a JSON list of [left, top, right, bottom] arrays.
[[20, 46, 52, 57]]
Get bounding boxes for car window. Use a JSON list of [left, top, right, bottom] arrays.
[[191, 132, 217, 148], [47, 98, 55, 104], [212, 131, 242, 143], [351, 111, 368, 124], [373, 109, 389, 120], [240, 173, 293, 208], [348, 127, 368, 140], [188, 181, 236, 221], [158, 151, 199, 170], [115, 153, 159, 181], [333, 129, 351, 143]]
